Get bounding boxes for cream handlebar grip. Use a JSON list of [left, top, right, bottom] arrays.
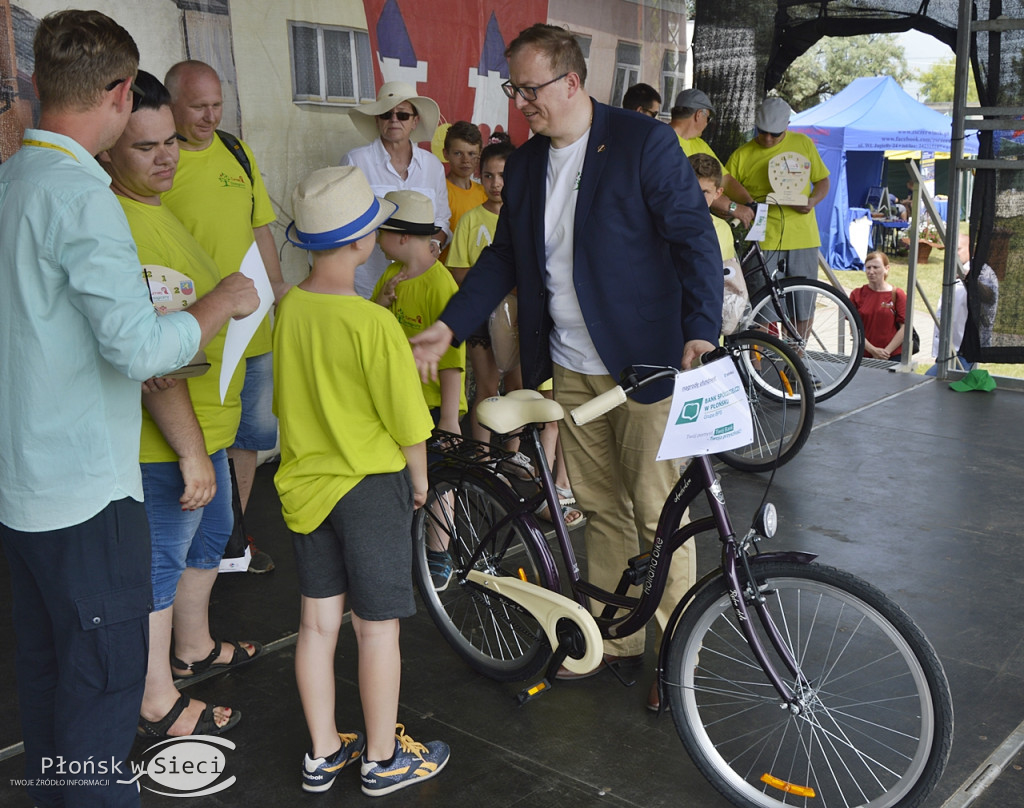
[[570, 386, 628, 426]]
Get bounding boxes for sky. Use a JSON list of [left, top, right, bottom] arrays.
[[896, 29, 955, 100]]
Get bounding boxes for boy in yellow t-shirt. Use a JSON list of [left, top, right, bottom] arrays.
[[440, 121, 486, 266], [274, 166, 449, 796], [373, 190, 467, 434]]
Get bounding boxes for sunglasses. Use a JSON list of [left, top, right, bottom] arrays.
[[105, 77, 144, 95], [642, 108, 660, 118], [759, 129, 785, 138], [377, 110, 416, 121]]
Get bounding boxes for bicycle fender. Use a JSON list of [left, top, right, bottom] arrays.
[[656, 551, 818, 680], [465, 570, 604, 675]]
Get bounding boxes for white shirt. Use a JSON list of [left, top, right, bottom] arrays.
[[544, 129, 604, 375], [341, 138, 452, 298]]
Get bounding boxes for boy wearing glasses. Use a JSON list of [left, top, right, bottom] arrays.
[[342, 82, 452, 298]]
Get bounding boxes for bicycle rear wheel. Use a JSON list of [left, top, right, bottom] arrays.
[[716, 331, 814, 473], [747, 279, 864, 401], [666, 560, 953, 808], [412, 466, 555, 682]]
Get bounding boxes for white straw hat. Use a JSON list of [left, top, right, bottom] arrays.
[[348, 81, 441, 143], [286, 166, 397, 251], [378, 190, 441, 236]]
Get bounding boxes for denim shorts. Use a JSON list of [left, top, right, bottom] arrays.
[[141, 449, 233, 611], [291, 471, 415, 620], [232, 351, 278, 451]]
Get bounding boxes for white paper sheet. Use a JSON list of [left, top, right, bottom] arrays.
[[745, 203, 770, 243], [220, 242, 273, 403], [656, 358, 753, 460]]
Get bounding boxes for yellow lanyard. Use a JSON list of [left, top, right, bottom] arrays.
[[21, 139, 79, 162]]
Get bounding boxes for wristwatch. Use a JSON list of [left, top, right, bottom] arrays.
[[728, 201, 738, 213]]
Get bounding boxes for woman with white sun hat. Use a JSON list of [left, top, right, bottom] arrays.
[[341, 81, 451, 298]]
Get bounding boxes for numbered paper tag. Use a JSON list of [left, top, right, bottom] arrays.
[[656, 357, 753, 460]]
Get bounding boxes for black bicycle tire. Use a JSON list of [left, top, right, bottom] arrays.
[[747, 278, 864, 402], [666, 560, 953, 808], [412, 465, 555, 682], [716, 331, 814, 473]]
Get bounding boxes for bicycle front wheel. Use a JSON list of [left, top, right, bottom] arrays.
[[412, 466, 555, 682], [716, 331, 814, 473], [666, 560, 953, 808], [747, 279, 864, 401]]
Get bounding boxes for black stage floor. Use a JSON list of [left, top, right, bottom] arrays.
[[2, 366, 1023, 807]]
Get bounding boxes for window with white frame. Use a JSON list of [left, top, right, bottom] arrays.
[[573, 34, 592, 79], [611, 41, 641, 107], [661, 49, 686, 114], [289, 21, 374, 105]]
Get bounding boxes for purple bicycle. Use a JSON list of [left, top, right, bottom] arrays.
[[413, 359, 952, 808]]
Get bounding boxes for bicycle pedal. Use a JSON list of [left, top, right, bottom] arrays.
[[516, 678, 552, 705]]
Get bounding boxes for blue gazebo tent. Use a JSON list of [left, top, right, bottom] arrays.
[[789, 76, 977, 269]]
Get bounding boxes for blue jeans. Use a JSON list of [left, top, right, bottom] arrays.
[[1, 498, 150, 808], [232, 351, 278, 451], [140, 449, 233, 611]]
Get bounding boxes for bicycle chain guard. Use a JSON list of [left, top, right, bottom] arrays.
[[465, 570, 603, 675]]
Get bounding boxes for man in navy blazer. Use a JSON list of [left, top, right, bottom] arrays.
[[412, 24, 722, 707]]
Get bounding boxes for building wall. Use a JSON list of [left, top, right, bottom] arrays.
[[230, 0, 370, 281], [549, 0, 688, 111]]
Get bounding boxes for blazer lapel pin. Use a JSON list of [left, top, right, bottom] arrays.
[[597, 144, 606, 153]]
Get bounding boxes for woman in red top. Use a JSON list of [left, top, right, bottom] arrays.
[[849, 251, 907, 360]]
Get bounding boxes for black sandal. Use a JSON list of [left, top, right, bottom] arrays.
[[137, 693, 241, 738], [171, 638, 263, 679]]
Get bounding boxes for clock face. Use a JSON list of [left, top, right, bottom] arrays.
[[766, 152, 811, 205]]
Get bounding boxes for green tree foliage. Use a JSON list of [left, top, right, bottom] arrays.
[[917, 59, 979, 103], [774, 34, 914, 111]]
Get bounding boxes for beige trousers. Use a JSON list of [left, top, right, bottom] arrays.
[[552, 365, 695, 657]]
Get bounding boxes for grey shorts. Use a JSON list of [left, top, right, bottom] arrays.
[[292, 470, 416, 620]]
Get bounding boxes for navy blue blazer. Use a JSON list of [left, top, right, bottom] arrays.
[[441, 99, 723, 404]]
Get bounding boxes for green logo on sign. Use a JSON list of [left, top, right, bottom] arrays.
[[676, 399, 703, 424], [714, 424, 735, 436]]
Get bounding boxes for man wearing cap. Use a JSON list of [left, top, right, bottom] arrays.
[[410, 24, 722, 710], [0, 12, 257, 807], [724, 97, 830, 326], [342, 82, 452, 299], [163, 59, 285, 573], [670, 88, 754, 227]]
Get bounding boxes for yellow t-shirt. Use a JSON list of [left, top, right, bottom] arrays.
[[373, 260, 467, 415], [441, 180, 487, 264], [724, 131, 829, 251], [272, 289, 433, 534], [119, 198, 244, 463], [679, 135, 720, 166], [446, 204, 498, 269], [712, 216, 737, 261], [161, 135, 277, 357]]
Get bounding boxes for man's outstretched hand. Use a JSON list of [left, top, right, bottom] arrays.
[[410, 321, 455, 383]]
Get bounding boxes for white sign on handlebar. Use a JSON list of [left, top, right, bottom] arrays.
[[656, 357, 753, 460]]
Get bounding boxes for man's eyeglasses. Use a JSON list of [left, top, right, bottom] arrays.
[[105, 77, 143, 95], [698, 109, 713, 123], [377, 110, 416, 122], [501, 73, 568, 102], [642, 107, 660, 118], [758, 129, 785, 138]]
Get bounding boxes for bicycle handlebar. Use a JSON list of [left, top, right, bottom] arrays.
[[570, 348, 730, 426]]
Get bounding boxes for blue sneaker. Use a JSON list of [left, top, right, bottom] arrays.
[[301, 730, 365, 793], [360, 724, 450, 796], [426, 549, 454, 591]]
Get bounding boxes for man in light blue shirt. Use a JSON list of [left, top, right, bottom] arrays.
[[0, 11, 258, 808]]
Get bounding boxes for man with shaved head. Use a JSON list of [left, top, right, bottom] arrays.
[[163, 60, 286, 572]]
